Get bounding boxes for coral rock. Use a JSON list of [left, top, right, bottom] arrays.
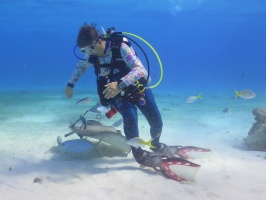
[[245, 108, 266, 151]]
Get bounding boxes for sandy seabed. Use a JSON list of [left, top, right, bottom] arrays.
[[0, 89, 265, 200]]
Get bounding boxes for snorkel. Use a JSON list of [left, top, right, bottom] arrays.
[[73, 45, 87, 61]]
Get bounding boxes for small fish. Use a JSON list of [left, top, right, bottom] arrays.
[[76, 97, 91, 105], [235, 89, 256, 99], [223, 107, 231, 113], [111, 119, 123, 127], [185, 93, 202, 103], [127, 137, 155, 148]]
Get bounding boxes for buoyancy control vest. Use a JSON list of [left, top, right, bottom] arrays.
[[89, 34, 146, 106]]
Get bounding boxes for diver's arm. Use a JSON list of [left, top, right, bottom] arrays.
[[103, 41, 148, 99], [67, 60, 92, 86], [65, 60, 93, 98], [119, 42, 147, 87]]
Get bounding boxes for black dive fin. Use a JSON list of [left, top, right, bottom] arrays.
[[176, 146, 211, 159], [160, 157, 200, 182]]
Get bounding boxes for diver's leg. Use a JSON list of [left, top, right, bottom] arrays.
[[115, 101, 162, 168], [137, 88, 163, 147], [116, 101, 139, 140], [136, 89, 181, 157]]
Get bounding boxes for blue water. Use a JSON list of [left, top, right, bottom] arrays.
[[1, 3, 266, 197], [1, 0, 266, 94]]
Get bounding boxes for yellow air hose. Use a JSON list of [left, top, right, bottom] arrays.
[[122, 32, 163, 89]]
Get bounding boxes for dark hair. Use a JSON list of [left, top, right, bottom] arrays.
[[77, 23, 98, 48]]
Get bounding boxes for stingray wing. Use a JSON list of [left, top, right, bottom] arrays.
[[86, 131, 131, 154]]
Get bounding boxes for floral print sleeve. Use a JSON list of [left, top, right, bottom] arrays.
[[68, 60, 93, 85], [119, 42, 147, 86]]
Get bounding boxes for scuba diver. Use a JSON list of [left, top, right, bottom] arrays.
[[64, 23, 209, 181]]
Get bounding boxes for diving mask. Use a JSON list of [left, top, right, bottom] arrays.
[[73, 33, 101, 61]]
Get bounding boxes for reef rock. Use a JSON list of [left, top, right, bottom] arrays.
[[244, 108, 266, 151]]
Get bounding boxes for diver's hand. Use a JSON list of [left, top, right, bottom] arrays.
[[103, 82, 121, 99], [65, 86, 74, 98]]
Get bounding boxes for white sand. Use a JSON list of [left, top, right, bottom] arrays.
[[0, 90, 266, 200]]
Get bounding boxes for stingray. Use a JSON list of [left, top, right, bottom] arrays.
[[65, 116, 131, 154]]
